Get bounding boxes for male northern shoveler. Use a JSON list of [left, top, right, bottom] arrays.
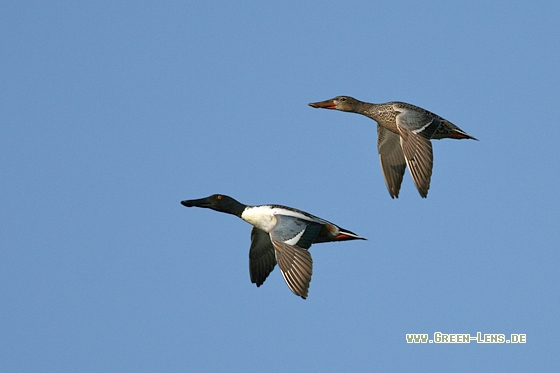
[[181, 194, 365, 299], [309, 96, 477, 198]]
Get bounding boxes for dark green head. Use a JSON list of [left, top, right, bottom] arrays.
[[181, 194, 246, 217]]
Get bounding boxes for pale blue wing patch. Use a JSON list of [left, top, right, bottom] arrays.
[[270, 215, 322, 250], [396, 107, 441, 139]]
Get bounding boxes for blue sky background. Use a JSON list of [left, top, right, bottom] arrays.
[[2, 1, 559, 371]]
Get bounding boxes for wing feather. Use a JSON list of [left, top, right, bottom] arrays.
[[249, 227, 276, 287], [398, 127, 433, 198], [377, 125, 406, 198], [272, 239, 313, 299]]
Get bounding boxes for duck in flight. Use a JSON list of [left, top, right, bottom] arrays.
[[309, 96, 477, 198], [181, 194, 365, 299]]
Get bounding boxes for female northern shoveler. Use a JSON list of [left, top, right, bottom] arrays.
[[309, 96, 477, 198]]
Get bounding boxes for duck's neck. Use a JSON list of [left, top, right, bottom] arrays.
[[353, 100, 374, 114], [355, 101, 382, 121], [223, 199, 247, 218]]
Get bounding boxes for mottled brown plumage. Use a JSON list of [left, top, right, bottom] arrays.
[[309, 96, 477, 198]]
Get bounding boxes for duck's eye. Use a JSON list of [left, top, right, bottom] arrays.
[[340, 97, 346, 101], [217, 195, 222, 200]]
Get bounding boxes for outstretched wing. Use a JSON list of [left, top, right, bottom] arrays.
[[271, 240, 313, 299], [249, 227, 276, 287], [377, 125, 406, 198], [395, 107, 437, 198], [269, 215, 322, 299]]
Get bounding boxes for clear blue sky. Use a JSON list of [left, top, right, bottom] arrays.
[[2, 1, 559, 371]]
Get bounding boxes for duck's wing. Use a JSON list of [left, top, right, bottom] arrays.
[[395, 107, 438, 198], [377, 125, 406, 198], [395, 104, 442, 139], [269, 215, 322, 299], [271, 240, 313, 299], [249, 227, 277, 287]]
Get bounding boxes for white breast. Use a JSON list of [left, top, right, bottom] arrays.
[[241, 206, 277, 232]]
